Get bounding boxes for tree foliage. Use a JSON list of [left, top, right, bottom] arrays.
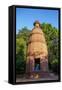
[[16, 27, 31, 74], [41, 23, 59, 74]]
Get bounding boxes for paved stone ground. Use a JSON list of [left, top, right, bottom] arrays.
[[16, 73, 58, 83]]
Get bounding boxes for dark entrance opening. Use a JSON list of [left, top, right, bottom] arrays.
[[34, 58, 40, 71]]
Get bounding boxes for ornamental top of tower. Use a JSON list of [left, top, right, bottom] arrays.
[[33, 20, 41, 28]]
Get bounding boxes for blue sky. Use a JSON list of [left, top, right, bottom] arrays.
[[16, 8, 59, 33]]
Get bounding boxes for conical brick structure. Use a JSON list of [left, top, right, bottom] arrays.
[[26, 21, 48, 78]]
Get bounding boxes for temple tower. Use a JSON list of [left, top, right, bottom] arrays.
[[26, 21, 48, 78]]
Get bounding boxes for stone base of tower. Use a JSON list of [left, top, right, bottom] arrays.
[[26, 59, 49, 79]]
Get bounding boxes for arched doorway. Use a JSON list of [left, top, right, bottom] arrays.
[[34, 58, 40, 71]]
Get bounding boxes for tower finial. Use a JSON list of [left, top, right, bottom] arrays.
[[33, 20, 41, 28]]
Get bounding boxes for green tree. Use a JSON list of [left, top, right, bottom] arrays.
[[16, 27, 31, 74], [41, 23, 59, 74]]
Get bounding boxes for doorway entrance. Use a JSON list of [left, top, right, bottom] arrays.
[[34, 58, 40, 71]]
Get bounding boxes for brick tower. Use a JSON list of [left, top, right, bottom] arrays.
[[26, 21, 48, 78]]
